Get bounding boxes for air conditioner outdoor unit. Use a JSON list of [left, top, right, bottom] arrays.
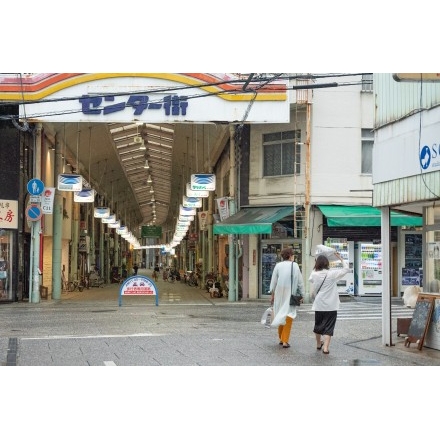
[[133, 136, 143, 144]]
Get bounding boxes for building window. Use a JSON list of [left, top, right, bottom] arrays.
[[361, 128, 373, 174], [362, 74, 373, 92], [263, 130, 301, 177]]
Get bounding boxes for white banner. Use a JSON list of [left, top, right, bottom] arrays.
[[216, 197, 230, 221], [40, 188, 55, 215], [198, 211, 209, 231]]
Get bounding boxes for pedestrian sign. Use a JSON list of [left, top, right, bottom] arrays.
[[27, 178, 44, 196], [26, 204, 43, 221]]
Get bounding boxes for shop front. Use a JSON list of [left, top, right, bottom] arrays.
[[213, 205, 301, 300]]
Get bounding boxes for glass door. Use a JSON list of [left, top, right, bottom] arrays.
[[260, 239, 302, 298]]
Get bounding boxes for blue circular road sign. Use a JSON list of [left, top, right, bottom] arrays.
[[26, 204, 43, 221], [27, 178, 45, 195]]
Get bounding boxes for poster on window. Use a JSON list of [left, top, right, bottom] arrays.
[[428, 242, 440, 259]]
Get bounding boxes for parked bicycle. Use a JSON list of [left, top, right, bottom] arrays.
[[205, 272, 218, 292], [68, 274, 84, 292], [184, 270, 198, 287], [89, 270, 105, 288], [167, 268, 180, 283]]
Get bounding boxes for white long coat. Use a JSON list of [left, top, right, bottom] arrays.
[[269, 260, 304, 327]]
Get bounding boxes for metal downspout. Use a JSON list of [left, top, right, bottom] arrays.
[[304, 102, 312, 303], [51, 134, 63, 300], [228, 125, 236, 302]]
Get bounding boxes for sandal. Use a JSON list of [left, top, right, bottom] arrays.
[[282, 343, 290, 348], [317, 342, 324, 350], [323, 350, 330, 354]]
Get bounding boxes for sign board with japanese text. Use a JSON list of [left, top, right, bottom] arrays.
[[57, 174, 83, 192], [119, 275, 158, 307], [15, 74, 289, 124], [0, 200, 18, 229], [191, 174, 215, 191], [141, 225, 162, 238]]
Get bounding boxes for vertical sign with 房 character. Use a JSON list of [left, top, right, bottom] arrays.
[[0, 200, 18, 229], [119, 274, 158, 306]]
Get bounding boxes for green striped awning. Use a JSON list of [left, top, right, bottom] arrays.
[[213, 206, 294, 234], [318, 205, 422, 227]]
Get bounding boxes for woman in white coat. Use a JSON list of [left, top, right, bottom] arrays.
[[269, 247, 305, 348], [309, 252, 350, 354]]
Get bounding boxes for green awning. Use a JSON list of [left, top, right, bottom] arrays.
[[213, 206, 294, 235], [318, 205, 422, 227]]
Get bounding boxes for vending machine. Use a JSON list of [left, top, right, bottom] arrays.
[[354, 242, 383, 296], [324, 238, 355, 295]]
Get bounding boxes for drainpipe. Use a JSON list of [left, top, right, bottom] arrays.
[[228, 124, 237, 302], [52, 134, 63, 300], [70, 197, 80, 281], [208, 172, 214, 274], [236, 239, 243, 301], [31, 123, 43, 303], [303, 102, 312, 303]]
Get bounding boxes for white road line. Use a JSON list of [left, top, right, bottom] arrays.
[[104, 361, 117, 366], [21, 333, 163, 340]]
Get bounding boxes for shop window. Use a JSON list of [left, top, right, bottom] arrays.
[[362, 74, 373, 92], [361, 128, 373, 174], [263, 130, 301, 177]]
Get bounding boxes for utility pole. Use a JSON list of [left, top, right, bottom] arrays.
[[31, 123, 43, 303]]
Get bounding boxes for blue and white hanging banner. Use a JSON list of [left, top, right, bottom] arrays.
[[57, 174, 83, 192], [176, 226, 189, 232], [102, 214, 116, 223], [179, 214, 194, 221], [116, 226, 128, 235], [190, 174, 215, 191], [177, 220, 191, 226], [179, 205, 197, 216], [183, 195, 202, 208], [94, 207, 110, 218], [186, 183, 209, 198], [74, 188, 95, 203], [108, 220, 121, 229]]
